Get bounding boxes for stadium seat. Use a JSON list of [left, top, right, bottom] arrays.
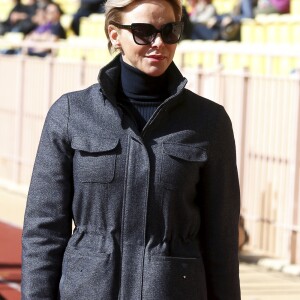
[[55, 0, 79, 15], [0, 0, 13, 23]]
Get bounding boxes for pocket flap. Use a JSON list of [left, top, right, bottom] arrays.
[[71, 136, 119, 153], [163, 142, 207, 162]]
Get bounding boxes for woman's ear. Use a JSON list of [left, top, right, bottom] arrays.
[[108, 25, 121, 50]]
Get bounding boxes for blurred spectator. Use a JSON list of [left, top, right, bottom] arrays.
[[71, 0, 105, 35], [25, 2, 66, 57], [181, 0, 217, 40], [36, 0, 53, 9], [187, 0, 257, 41], [0, 0, 38, 35], [31, 0, 53, 24], [212, 0, 257, 41], [255, 0, 290, 15]]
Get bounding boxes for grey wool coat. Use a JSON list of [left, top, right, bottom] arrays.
[[22, 54, 241, 300]]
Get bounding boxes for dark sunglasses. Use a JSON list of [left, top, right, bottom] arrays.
[[110, 21, 184, 45]]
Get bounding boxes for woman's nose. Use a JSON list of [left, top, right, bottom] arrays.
[[151, 33, 164, 47]]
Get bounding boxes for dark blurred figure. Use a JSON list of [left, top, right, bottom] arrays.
[[0, 0, 53, 36], [71, 0, 105, 35], [0, 0, 37, 35]]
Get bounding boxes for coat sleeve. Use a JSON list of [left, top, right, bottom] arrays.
[[198, 106, 241, 300], [21, 95, 73, 299]]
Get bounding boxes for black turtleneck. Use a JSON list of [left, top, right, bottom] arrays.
[[119, 56, 169, 131]]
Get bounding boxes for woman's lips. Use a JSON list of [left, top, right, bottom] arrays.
[[147, 55, 166, 60]]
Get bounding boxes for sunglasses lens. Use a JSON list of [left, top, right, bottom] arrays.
[[162, 22, 183, 44], [132, 24, 156, 45], [131, 22, 183, 45]]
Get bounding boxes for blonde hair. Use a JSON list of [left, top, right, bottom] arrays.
[[104, 0, 182, 53]]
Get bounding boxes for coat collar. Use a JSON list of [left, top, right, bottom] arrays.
[[98, 54, 188, 108]]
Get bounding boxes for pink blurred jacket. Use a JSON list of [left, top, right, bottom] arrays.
[[270, 0, 290, 13]]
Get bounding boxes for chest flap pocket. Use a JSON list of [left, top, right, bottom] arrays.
[[160, 142, 208, 189], [72, 136, 119, 183]]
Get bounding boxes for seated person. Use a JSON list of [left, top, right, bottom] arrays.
[[181, 0, 217, 40], [0, 0, 38, 35], [25, 2, 66, 57], [212, 0, 257, 41], [190, 0, 257, 41], [70, 0, 105, 35], [188, 0, 217, 23]]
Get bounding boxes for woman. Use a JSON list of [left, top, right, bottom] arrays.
[[22, 0, 241, 299]]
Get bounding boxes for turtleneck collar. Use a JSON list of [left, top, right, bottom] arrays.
[[120, 56, 168, 101]]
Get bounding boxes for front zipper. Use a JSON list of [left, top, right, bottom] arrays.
[[141, 80, 187, 137]]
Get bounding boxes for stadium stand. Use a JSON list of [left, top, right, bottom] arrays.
[[0, 0, 300, 74], [213, 0, 237, 14], [50, 0, 79, 15], [0, 0, 13, 22]]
